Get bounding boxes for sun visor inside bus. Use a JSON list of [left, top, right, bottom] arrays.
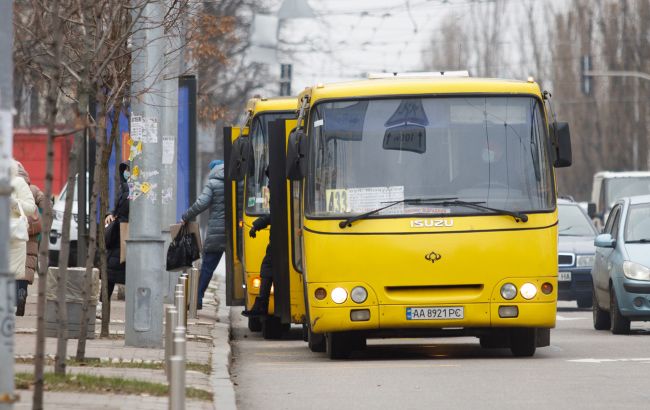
[[322, 100, 368, 141]]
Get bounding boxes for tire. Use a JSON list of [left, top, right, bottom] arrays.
[[326, 332, 352, 360], [592, 287, 611, 330], [248, 317, 262, 332], [308, 328, 326, 352], [577, 295, 593, 309], [510, 328, 536, 357], [262, 316, 284, 340], [610, 289, 630, 335], [302, 323, 309, 342]]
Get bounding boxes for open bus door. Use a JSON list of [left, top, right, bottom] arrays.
[[266, 119, 292, 328], [224, 126, 250, 306]]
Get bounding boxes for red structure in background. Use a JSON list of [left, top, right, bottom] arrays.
[[13, 128, 73, 195]]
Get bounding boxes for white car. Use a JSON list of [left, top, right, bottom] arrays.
[[49, 175, 88, 266]]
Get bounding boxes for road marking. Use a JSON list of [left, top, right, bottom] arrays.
[[568, 358, 650, 364], [556, 315, 587, 321]]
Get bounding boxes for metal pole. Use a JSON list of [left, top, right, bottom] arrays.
[[174, 284, 185, 330], [164, 305, 178, 380], [0, 1, 15, 408], [169, 326, 186, 410], [188, 268, 199, 319], [161, 0, 181, 304], [126, 0, 166, 348]]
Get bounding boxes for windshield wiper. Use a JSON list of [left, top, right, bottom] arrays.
[[436, 199, 528, 223], [339, 197, 458, 229]]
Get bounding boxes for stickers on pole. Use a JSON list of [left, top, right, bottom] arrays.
[[162, 135, 175, 165], [131, 115, 158, 143]]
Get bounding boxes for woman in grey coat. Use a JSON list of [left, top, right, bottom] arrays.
[[181, 160, 225, 309]]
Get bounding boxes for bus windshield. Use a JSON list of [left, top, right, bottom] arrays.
[[306, 96, 554, 218], [246, 112, 295, 215]]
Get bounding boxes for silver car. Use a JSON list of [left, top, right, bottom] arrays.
[[592, 195, 650, 334]]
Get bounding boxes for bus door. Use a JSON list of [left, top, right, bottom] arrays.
[[267, 119, 292, 324], [224, 126, 250, 306]]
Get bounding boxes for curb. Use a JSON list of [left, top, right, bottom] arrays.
[[210, 273, 236, 410]]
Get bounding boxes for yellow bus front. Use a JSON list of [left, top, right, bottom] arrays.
[[296, 78, 561, 357]]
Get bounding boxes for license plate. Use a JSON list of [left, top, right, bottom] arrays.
[[558, 271, 572, 282], [406, 306, 464, 320]]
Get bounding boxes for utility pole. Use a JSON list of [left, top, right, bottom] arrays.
[[126, 0, 166, 348], [161, 0, 181, 303], [0, 1, 15, 407]]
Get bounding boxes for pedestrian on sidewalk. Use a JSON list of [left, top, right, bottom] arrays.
[[9, 160, 37, 313], [103, 162, 130, 301], [15, 162, 49, 316], [180, 159, 225, 310]]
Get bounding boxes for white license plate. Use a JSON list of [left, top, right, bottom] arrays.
[[558, 271, 572, 282], [406, 306, 464, 320]]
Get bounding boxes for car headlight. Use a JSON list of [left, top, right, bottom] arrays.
[[350, 286, 368, 303], [520, 283, 537, 300], [500, 283, 517, 300], [623, 261, 650, 281], [330, 287, 348, 304], [576, 255, 595, 267], [54, 211, 63, 221]]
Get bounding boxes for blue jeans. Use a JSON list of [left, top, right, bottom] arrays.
[[198, 251, 223, 308]]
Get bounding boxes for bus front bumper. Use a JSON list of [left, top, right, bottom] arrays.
[[310, 301, 556, 334]]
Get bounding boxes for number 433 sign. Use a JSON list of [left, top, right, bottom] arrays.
[[326, 189, 348, 213]]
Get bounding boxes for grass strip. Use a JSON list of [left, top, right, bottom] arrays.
[[15, 358, 210, 374], [15, 372, 212, 401]]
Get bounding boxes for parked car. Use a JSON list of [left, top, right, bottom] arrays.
[[49, 175, 88, 266], [592, 195, 650, 334], [557, 199, 598, 308]]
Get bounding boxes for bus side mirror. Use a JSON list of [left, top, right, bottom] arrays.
[[286, 129, 307, 181], [587, 202, 596, 219], [553, 122, 572, 168], [228, 137, 253, 181]]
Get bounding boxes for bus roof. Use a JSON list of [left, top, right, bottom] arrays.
[[246, 96, 297, 116], [300, 77, 543, 104]]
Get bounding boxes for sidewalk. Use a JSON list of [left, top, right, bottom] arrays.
[[13, 264, 235, 410]]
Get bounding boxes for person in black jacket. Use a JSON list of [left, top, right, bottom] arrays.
[[103, 162, 130, 299], [241, 213, 273, 317]]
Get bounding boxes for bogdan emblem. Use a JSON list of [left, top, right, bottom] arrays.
[[425, 251, 442, 263]]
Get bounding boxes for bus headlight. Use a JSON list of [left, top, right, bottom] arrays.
[[500, 283, 517, 300], [350, 286, 368, 303], [520, 283, 537, 300], [331, 287, 348, 304], [623, 261, 650, 281]]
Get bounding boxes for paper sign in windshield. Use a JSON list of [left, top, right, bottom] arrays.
[[326, 186, 404, 214]]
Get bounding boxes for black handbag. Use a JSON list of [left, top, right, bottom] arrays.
[[166, 225, 200, 272]]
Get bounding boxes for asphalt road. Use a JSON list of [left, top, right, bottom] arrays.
[[230, 302, 650, 410]]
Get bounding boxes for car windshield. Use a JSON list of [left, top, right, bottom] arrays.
[[558, 204, 597, 236], [625, 203, 650, 242], [606, 177, 650, 209], [305, 96, 554, 218], [246, 112, 295, 215]]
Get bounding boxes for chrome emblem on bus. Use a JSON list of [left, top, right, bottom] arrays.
[[410, 219, 454, 228]]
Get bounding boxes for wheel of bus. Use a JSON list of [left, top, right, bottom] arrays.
[[592, 286, 611, 330], [308, 328, 326, 353], [509, 328, 536, 357], [301, 323, 309, 342], [326, 332, 353, 359], [610, 289, 630, 335], [262, 316, 284, 340], [248, 317, 262, 332], [577, 295, 593, 309]]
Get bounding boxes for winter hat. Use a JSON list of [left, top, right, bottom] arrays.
[[209, 159, 224, 169]]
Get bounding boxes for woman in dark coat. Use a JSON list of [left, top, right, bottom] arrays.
[[104, 162, 130, 298]]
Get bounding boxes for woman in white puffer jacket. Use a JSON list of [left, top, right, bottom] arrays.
[[9, 160, 37, 283]]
